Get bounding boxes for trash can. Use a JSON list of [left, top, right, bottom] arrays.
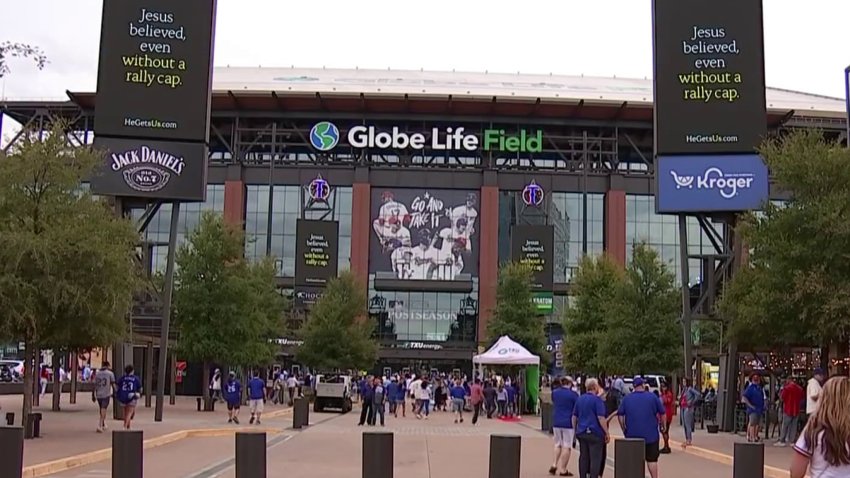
[[540, 402, 553, 434]]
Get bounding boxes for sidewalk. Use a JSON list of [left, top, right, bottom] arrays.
[[0, 393, 293, 468]]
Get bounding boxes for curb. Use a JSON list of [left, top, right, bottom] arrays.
[[22, 408, 293, 478]]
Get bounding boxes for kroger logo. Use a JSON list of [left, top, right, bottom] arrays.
[[309, 121, 339, 151], [670, 167, 755, 199]]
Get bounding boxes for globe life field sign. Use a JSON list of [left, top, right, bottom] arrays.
[[92, 0, 216, 201], [309, 122, 544, 153], [652, 0, 767, 156]]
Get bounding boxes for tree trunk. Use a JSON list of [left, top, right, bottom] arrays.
[[52, 352, 61, 411], [32, 345, 40, 407], [202, 361, 210, 402], [70, 352, 78, 405], [820, 344, 830, 374], [21, 344, 35, 430]]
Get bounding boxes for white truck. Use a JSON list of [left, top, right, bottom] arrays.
[[313, 374, 353, 413]]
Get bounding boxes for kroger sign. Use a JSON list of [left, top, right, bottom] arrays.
[[656, 154, 768, 213]]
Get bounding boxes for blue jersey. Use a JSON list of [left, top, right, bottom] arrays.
[[117, 375, 142, 404], [224, 379, 242, 404]]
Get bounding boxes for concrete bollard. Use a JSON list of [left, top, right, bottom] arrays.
[[236, 432, 266, 478], [614, 438, 645, 478], [112, 430, 143, 478], [488, 434, 521, 478], [362, 431, 393, 478], [733, 442, 764, 478], [0, 427, 24, 478]]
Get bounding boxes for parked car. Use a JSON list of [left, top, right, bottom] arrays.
[[0, 360, 24, 381]]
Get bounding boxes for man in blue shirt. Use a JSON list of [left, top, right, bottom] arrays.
[[550, 376, 579, 476], [618, 377, 665, 478], [742, 373, 765, 443], [572, 378, 608, 478], [386, 377, 400, 417], [358, 375, 374, 426], [247, 371, 266, 425], [224, 371, 242, 424], [117, 365, 142, 430]]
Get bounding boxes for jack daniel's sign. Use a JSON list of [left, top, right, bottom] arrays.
[[110, 145, 185, 192]]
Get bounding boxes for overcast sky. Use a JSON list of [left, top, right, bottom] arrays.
[[2, 0, 848, 142]]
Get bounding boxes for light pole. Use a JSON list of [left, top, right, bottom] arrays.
[[844, 66, 850, 146]]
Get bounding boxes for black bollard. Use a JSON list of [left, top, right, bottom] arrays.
[[112, 430, 143, 478], [293, 397, 309, 429], [614, 438, 645, 478], [488, 434, 521, 478], [197, 397, 202, 411], [540, 402, 553, 433], [0, 427, 24, 478], [5, 412, 14, 426], [733, 442, 764, 478], [235, 432, 266, 478], [32, 413, 42, 438], [362, 431, 393, 478]]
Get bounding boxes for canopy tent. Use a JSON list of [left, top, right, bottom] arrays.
[[473, 335, 540, 366]]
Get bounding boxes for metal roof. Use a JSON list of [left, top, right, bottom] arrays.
[[212, 66, 846, 117]]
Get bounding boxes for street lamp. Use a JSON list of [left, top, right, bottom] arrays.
[[845, 66, 850, 146]]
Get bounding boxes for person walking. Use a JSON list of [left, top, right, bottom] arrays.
[[116, 365, 142, 430], [395, 376, 407, 417], [617, 377, 665, 478], [91, 361, 116, 433], [776, 376, 804, 447], [550, 376, 579, 476], [790, 376, 850, 478], [470, 378, 484, 424], [286, 374, 298, 406], [450, 378, 466, 423], [386, 376, 399, 417], [247, 371, 266, 425], [573, 378, 608, 478], [496, 383, 508, 417], [372, 377, 386, 426], [409, 375, 422, 415], [805, 368, 825, 422], [659, 382, 675, 453], [742, 374, 765, 443], [358, 376, 375, 426], [224, 371, 242, 424], [679, 378, 701, 449], [483, 380, 497, 419], [210, 369, 223, 403], [416, 378, 431, 419]]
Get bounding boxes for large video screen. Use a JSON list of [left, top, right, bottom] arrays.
[[511, 225, 554, 291], [369, 189, 479, 281], [294, 219, 339, 287], [94, 0, 216, 142], [652, 0, 766, 155]]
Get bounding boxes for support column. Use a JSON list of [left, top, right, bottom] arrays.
[[224, 179, 246, 226], [604, 187, 626, 266], [478, 178, 500, 344], [350, 168, 371, 287]]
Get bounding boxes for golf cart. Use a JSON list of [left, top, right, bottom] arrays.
[[313, 373, 353, 413]]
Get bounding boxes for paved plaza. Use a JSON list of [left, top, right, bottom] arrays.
[[0, 394, 800, 478]]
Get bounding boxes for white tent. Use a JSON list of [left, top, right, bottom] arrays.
[[473, 335, 540, 366]]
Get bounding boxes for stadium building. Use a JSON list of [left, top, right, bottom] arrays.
[[2, 67, 845, 377]]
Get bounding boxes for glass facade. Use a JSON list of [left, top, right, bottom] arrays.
[[244, 185, 352, 277], [367, 279, 479, 344], [498, 191, 604, 283], [133, 184, 225, 273], [625, 194, 719, 285]]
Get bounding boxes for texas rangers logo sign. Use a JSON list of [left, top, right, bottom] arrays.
[[307, 175, 331, 202], [522, 180, 544, 207]]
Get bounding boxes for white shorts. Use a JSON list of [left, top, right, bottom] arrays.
[[249, 399, 264, 414], [553, 427, 575, 448]]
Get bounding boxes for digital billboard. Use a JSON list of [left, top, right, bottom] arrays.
[[94, 0, 216, 142], [294, 220, 339, 287], [656, 154, 769, 213], [510, 225, 554, 291], [369, 189, 479, 281], [652, 0, 766, 155], [91, 137, 208, 201]]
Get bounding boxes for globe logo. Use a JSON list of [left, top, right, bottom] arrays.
[[309, 121, 340, 151]]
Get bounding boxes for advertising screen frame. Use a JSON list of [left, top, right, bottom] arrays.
[[294, 219, 340, 288], [510, 224, 555, 292]]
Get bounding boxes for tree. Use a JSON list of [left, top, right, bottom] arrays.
[[0, 124, 140, 424], [0, 41, 47, 78], [562, 254, 624, 373], [173, 212, 284, 400], [597, 243, 681, 375], [487, 261, 545, 355], [295, 271, 376, 371], [718, 130, 850, 365]]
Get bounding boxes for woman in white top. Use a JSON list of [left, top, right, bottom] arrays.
[[791, 376, 850, 478]]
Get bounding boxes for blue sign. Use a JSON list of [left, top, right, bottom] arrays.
[[522, 180, 544, 207], [656, 154, 768, 213]]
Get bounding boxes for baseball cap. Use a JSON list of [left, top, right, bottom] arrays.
[[633, 376, 645, 387], [814, 368, 825, 376]]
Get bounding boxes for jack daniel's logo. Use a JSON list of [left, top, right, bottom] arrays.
[[110, 146, 185, 192]]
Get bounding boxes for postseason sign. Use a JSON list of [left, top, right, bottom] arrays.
[[294, 220, 339, 288], [94, 0, 216, 143], [652, 0, 766, 155], [510, 225, 554, 291]]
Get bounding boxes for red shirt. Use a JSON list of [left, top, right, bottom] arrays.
[[661, 390, 675, 419], [470, 383, 484, 405], [780, 382, 803, 417]]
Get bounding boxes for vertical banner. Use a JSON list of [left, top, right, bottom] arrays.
[[92, 0, 217, 201], [294, 219, 340, 288], [511, 225, 554, 312], [652, 0, 766, 156]]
